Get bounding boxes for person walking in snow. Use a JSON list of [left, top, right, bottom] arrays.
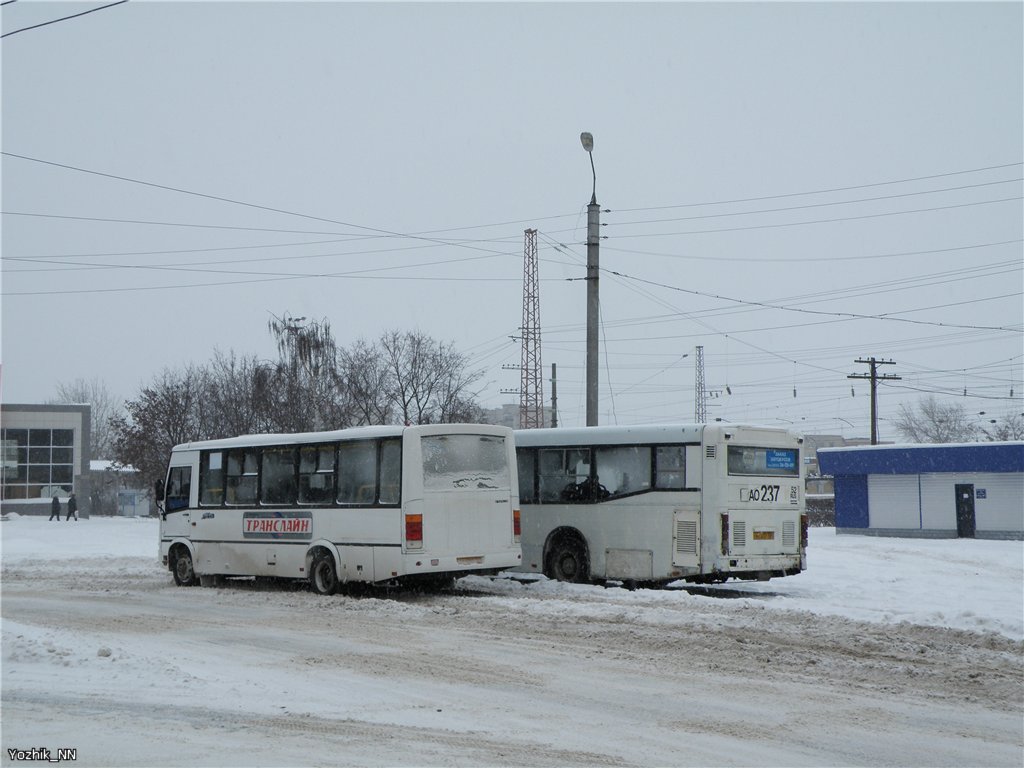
[[49, 495, 61, 521], [65, 492, 78, 521]]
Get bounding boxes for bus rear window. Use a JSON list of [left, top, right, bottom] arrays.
[[422, 435, 510, 491], [727, 446, 799, 477]]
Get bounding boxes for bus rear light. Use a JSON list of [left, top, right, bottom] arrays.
[[721, 512, 729, 556], [800, 513, 809, 549], [405, 514, 423, 549], [513, 508, 521, 542]]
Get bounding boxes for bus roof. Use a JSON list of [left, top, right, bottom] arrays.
[[514, 423, 797, 448], [171, 423, 511, 453]]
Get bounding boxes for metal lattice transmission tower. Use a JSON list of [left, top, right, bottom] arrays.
[[694, 345, 707, 423], [519, 229, 544, 429]]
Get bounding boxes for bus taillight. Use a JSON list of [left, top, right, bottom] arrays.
[[405, 514, 423, 549], [721, 512, 729, 556], [513, 508, 521, 543], [800, 513, 809, 549]]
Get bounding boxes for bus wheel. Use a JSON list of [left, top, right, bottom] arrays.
[[547, 540, 588, 583], [172, 547, 197, 587], [310, 552, 339, 596]]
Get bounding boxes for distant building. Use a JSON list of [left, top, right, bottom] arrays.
[[90, 460, 150, 517], [818, 442, 1024, 540], [1, 403, 92, 517], [482, 404, 554, 430]]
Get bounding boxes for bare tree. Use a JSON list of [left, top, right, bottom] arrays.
[[266, 312, 351, 431], [980, 412, 1024, 441], [51, 377, 124, 459], [201, 350, 275, 437], [893, 396, 978, 443], [340, 339, 394, 425], [110, 366, 208, 491], [377, 330, 484, 425]]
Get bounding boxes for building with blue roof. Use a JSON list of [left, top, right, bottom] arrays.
[[818, 442, 1023, 540]]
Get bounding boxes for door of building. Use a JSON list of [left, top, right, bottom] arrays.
[[954, 484, 976, 538]]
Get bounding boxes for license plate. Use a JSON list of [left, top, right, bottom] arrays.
[[753, 529, 775, 541]]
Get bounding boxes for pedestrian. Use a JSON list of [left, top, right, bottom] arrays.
[[49, 495, 61, 521], [66, 492, 78, 521]]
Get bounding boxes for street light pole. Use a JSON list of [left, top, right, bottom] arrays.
[[581, 132, 599, 427]]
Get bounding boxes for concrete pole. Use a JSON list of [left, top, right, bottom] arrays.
[[581, 132, 599, 427], [586, 198, 600, 426]]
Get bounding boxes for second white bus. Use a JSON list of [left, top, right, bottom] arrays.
[[157, 423, 522, 592], [514, 423, 806, 586]]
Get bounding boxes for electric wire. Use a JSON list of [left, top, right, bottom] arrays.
[[1, 0, 127, 38]]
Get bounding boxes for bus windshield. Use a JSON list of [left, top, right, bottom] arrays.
[[422, 434, 510, 491]]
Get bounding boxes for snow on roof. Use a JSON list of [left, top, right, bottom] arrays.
[[90, 460, 138, 473]]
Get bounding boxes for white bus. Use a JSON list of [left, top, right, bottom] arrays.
[[157, 424, 521, 593], [514, 423, 806, 586]]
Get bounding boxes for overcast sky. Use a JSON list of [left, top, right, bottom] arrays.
[[2, 1, 1022, 439]]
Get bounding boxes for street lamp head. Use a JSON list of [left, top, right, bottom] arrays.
[[580, 132, 594, 153]]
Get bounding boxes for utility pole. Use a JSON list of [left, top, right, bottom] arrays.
[[581, 132, 600, 426], [848, 357, 901, 445], [550, 363, 558, 428], [694, 346, 707, 423], [519, 229, 544, 429]]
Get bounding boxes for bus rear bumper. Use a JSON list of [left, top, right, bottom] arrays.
[[401, 549, 522, 580], [685, 554, 804, 583]]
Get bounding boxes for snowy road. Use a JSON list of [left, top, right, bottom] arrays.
[[2, 518, 1022, 767]]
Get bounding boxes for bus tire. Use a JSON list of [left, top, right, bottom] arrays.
[[546, 539, 589, 583], [171, 546, 197, 587], [310, 552, 339, 596]]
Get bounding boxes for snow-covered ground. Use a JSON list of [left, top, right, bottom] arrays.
[[2, 516, 1022, 767]]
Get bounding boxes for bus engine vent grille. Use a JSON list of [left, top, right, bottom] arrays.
[[675, 520, 697, 554], [783, 521, 797, 547], [732, 521, 746, 547], [705, 445, 717, 459]]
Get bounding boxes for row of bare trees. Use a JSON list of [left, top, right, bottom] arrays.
[[101, 317, 485, 489], [893, 395, 1024, 443]]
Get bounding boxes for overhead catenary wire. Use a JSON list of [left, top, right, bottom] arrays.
[[612, 161, 1024, 213], [1, 0, 127, 38]]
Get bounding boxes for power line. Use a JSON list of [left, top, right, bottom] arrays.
[[613, 162, 1024, 214], [602, 238, 1023, 264], [610, 178, 1023, 228], [604, 196, 1023, 240], [601, 267, 1022, 333], [1, 0, 127, 39], [0, 152, 531, 259]]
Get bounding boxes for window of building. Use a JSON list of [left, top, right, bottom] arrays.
[[1, 427, 75, 501]]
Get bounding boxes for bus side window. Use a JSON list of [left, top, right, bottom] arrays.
[[261, 447, 297, 505], [337, 441, 377, 505], [226, 449, 258, 505], [595, 446, 651, 499], [200, 451, 224, 505], [299, 445, 335, 504], [516, 448, 537, 503], [166, 466, 192, 511], [654, 445, 686, 489], [378, 439, 401, 505]]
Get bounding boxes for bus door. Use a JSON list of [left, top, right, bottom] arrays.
[[161, 462, 194, 541]]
